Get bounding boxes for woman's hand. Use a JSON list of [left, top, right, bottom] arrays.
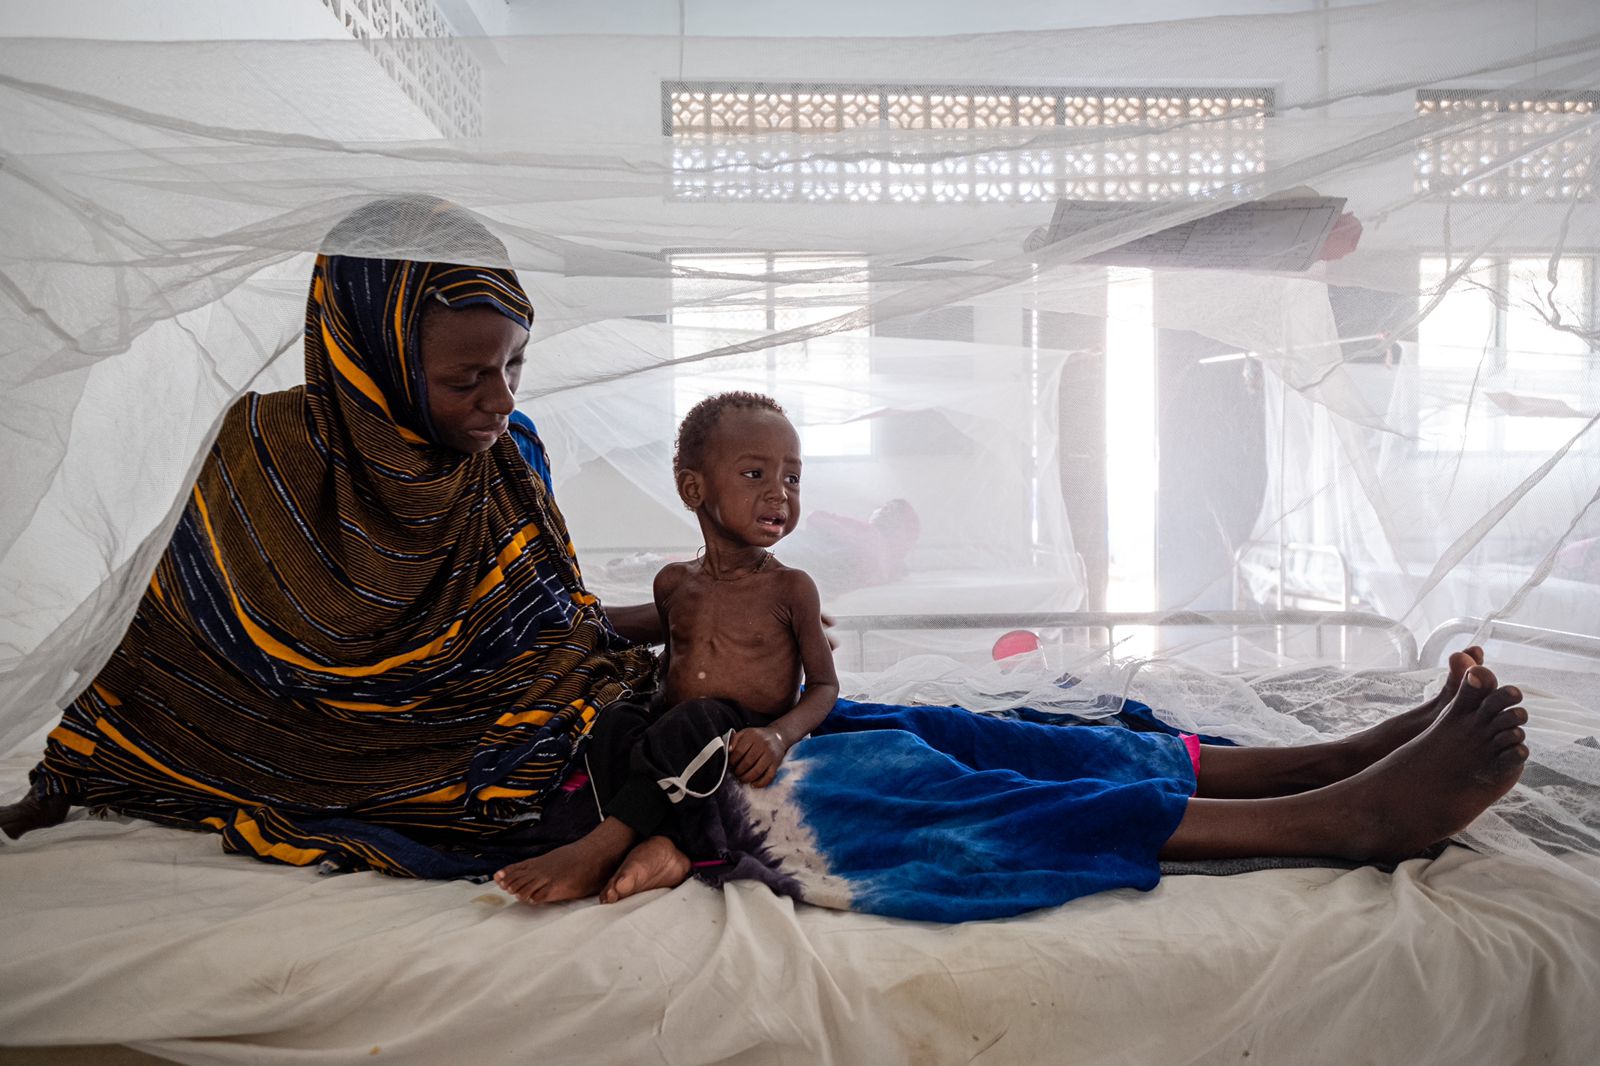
[[728, 726, 787, 788]]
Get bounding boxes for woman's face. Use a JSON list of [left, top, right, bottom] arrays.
[[420, 304, 529, 454]]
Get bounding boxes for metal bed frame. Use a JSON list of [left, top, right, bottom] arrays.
[[1419, 617, 1600, 667], [1227, 538, 1598, 669], [832, 609, 1420, 669], [834, 610, 1599, 673]]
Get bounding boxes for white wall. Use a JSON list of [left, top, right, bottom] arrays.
[[0, 0, 512, 39], [0, 1, 346, 39], [501, 0, 1332, 38]]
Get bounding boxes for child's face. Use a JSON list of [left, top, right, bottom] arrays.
[[685, 408, 803, 548]]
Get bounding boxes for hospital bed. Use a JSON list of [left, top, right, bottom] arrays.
[[1235, 538, 1600, 706], [2, 609, 1598, 1066], [1235, 540, 1600, 647]]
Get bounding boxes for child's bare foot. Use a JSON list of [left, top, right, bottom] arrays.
[[598, 835, 692, 904], [1333, 664, 1528, 862], [494, 818, 635, 905], [0, 791, 70, 840], [1334, 646, 1485, 776]]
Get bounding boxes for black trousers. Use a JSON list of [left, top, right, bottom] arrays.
[[585, 696, 764, 837]]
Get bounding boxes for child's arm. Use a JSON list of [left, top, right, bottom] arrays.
[[728, 569, 839, 788], [773, 569, 840, 743], [649, 563, 686, 660], [651, 564, 685, 633], [601, 564, 685, 646]]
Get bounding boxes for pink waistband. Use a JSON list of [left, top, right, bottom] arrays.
[[1182, 733, 1202, 778]]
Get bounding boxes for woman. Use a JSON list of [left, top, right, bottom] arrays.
[[1, 198, 682, 889]]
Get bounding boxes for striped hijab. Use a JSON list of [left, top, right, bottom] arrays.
[[35, 222, 654, 876]]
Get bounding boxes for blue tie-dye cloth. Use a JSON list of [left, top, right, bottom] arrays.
[[679, 698, 1197, 923]]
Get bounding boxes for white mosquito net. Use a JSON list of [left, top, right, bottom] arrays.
[[2, 0, 1598, 881]]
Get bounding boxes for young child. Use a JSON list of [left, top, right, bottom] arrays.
[[496, 391, 837, 904], [651, 391, 839, 782]]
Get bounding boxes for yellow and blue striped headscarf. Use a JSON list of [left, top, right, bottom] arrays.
[[34, 201, 654, 877]]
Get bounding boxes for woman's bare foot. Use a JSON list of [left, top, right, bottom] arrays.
[[1333, 646, 1485, 776], [1195, 647, 1494, 799], [1166, 664, 1528, 863], [1330, 664, 1528, 862], [0, 791, 70, 840], [494, 817, 636, 904], [598, 836, 691, 904]]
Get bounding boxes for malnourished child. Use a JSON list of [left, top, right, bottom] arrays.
[[585, 391, 840, 819], [496, 391, 837, 903]]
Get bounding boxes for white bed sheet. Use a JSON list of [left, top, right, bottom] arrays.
[[3, 757, 1599, 1065]]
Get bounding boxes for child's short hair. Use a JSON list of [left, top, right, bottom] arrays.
[[673, 391, 787, 479]]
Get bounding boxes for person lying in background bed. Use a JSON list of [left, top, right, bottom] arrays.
[[498, 391, 1534, 919]]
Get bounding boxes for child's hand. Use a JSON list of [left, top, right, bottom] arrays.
[[729, 726, 787, 788]]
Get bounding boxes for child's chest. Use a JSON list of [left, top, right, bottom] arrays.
[[666, 580, 792, 654]]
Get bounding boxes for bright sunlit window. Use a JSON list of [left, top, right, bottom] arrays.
[[1104, 267, 1157, 636]]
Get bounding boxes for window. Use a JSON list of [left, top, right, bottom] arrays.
[[670, 253, 873, 457], [1415, 90, 1598, 201], [1416, 253, 1596, 452], [666, 85, 1271, 134], [666, 82, 1273, 203]]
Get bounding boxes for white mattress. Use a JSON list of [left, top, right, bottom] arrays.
[[3, 761, 1599, 1064]]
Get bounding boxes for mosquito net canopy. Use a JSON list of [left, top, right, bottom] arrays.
[[1, 0, 1597, 874]]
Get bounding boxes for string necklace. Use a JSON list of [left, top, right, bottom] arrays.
[[700, 547, 771, 581]]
